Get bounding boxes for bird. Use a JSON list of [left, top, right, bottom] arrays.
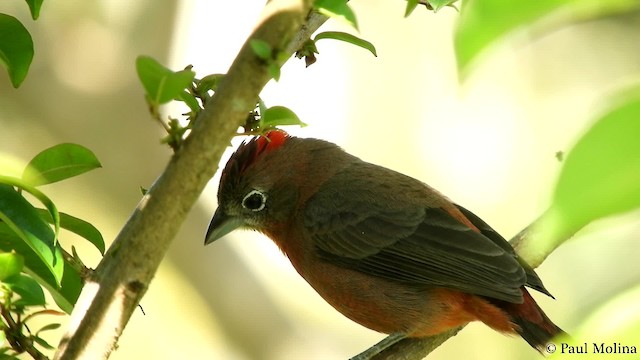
[[205, 129, 563, 354]]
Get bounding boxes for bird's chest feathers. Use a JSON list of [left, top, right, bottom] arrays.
[[261, 216, 314, 277]]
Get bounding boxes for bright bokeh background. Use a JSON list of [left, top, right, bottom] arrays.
[[1, 0, 640, 359]]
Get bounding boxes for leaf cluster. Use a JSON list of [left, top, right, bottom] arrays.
[[135, 56, 308, 149], [0, 143, 103, 358]]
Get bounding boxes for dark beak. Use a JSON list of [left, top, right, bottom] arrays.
[[204, 207, 244, 245]]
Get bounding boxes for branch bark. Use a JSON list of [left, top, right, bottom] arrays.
[[53, 1, 314, 359]]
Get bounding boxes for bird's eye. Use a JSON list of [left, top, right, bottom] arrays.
[[242, 189, 267, 212]]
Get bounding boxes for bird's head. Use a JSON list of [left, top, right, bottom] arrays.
[[204, 130, 300, 244]]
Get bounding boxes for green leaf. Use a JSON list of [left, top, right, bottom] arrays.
[[0, 351, 20, 360], [261, 106, 307, 128], [315, 0, 358, 29], [294, 39, 319, 67], [249, 39, 272, 61], [405, 0, 420, 17], [136, 56, 195, 105], [51, 256, 82, 313], [22, 143, 102, 186], [551, 90, 640, 231], [454, 0, 640, 77], [24, 0, 45, 20], [32, 336, 54, 350], [36, 209, 105, 255], [314, 31, 377, 57], [267, 63, 281, 82], [0, 14, 34, 88], [196, 73, 224, 94], [0, 252, 24, 281], [0, 184, 63, 285], [23, 308, 66, 322], [4, 274, 46, 306], [430, 0, 458, 12], [0, 176, 60, 242], [36, 323, 61, 336], [0, 224, 79, 313], [175, 91, 201, 113], [257, 98, 267, 118]]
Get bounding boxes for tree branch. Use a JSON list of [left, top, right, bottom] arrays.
[[53, 1, 315, 359], [285, 8, 329, 54], [1, 305, 49, 360], [361, 211, 576, 360]]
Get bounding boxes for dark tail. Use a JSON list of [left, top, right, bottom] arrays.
[[501, 289, 565, 352]]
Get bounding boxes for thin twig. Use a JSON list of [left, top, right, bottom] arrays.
[[1, 305, 49, 360]]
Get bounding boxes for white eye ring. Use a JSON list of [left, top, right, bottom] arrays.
[[242, 189, 267, 212]]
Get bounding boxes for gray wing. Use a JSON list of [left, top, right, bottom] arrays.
[[303, 162, 533, 303]]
